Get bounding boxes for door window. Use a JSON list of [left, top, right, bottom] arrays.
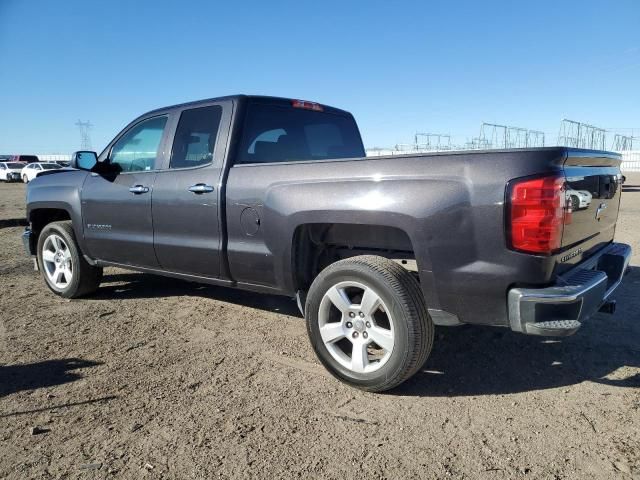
[[169, 106, 222, 169], [110, 116, 168, 172]]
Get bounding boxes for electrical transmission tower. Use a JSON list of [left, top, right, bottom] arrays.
[[75, 120, 93, 150], [527, 130, 545, 147], [477, 123, 545, 149], [414, 133, 452, 151], [557, 119, 606, 150], [611, 134, 636, 151]]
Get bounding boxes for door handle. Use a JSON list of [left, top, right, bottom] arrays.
[[188, 183, 215, 194], [129, 185, 150, 194]]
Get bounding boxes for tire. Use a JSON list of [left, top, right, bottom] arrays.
[[37, 221, 103, 298], [23, 175, 29, 183], [305, 255, 433, 392], [570, 195, 579, 211]]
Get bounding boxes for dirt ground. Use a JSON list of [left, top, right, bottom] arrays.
[[0, 175, 639, 480]]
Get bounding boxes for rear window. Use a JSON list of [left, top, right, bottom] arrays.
[[236, 104, 364, 164], [7, 163, 24, 168]]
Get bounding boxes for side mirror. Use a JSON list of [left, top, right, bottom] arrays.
[[71, 151, 98, 171]]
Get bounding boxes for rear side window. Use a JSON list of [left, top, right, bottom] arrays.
[[237, 104, 364, 164], [170, 105, 222, 169]]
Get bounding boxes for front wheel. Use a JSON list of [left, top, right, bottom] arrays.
[[305, 255, 433, 392], [23, 175, 29, 183], [37, 221, 103, 298]]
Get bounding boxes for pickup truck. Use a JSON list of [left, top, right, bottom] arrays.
[[23, 95, 631, 392]]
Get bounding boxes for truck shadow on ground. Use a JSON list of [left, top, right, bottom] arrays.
[[0, 358, 101, 398], [93, 268, 640, 397], [398, 266, 640, 397], [0, 218, 27, 229], [94, 272, 303, 317]]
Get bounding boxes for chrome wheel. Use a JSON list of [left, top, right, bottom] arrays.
[[318, 281, 395, 374], [42, 234, 73, 289]]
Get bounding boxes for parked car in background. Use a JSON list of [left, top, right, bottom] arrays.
[[21, 162, 62, 183], [54, 160, 71, 168], [566, 189, 593, 210], [0, 162, 26, 182], [10, 155, 39, 164]]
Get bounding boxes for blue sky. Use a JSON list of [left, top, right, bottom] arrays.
[[1, 0, 639, 153]]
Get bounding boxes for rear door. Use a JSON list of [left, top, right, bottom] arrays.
[[81, 115, 170, 267], [151, 101, 232, 277]]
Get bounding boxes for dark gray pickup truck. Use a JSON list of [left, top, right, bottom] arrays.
[[23, 95, 631, 391]]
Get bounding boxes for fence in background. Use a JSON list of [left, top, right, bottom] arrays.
[[621, 151, 640, 172], [36, 154, 72, 162]]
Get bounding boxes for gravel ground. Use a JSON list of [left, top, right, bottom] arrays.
[[0, 175, 639, 479]]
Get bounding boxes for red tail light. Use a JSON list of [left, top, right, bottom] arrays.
[[507, 174, 566, 254]]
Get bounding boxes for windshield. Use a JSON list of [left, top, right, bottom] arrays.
[[41, 164, 62, 170], [237, 103, 364, 164]]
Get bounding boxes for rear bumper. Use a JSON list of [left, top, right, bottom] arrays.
[[508, 242, 631, 336]]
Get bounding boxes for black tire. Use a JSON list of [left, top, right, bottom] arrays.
[[570, 195, 580, 211], [305, 255, 433, 392], [37, 221, 103, 298]]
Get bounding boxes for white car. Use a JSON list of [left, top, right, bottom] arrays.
[[0, 161, 26, 182], [21, 162, 63, 183], [566, 189, 593, 210]]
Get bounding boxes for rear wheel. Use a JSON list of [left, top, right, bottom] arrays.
[[305, 255, 433, 392], [37, 221, 102, 298]]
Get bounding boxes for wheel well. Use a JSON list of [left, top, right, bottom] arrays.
[[291, 223, 416, 291], [30, 209, 72, 239]]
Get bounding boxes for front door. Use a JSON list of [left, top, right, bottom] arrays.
[[152, 104, 227, 277], [81, 115, 169, 267]]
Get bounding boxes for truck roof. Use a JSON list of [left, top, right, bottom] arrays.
[[142, 94, 353, 118]]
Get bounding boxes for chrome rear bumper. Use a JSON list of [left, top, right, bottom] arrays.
[[508, 242, 631, 336]]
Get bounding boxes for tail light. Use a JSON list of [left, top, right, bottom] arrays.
[[507, 174, 566, 254]]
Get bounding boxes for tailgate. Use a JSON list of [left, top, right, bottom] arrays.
[[560, 150, 623, 260]]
